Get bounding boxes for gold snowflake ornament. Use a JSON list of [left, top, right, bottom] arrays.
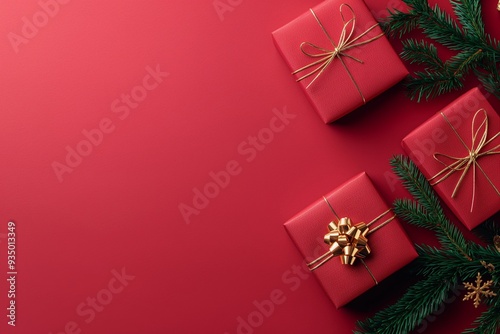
[[463, 273, 497, 308]]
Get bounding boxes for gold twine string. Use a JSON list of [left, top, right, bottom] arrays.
[[428, 109, 500, 212], [292, 4, 384, 103], [306, 196, 396, 285]]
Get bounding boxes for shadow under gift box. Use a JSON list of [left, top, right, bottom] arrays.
[[272, 0, 408, 123], [402, 87, 500, 230], [284, 172, 417, 308]]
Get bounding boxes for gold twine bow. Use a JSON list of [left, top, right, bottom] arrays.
[[307, 197, 395, 284], [292, 4, 384, 103], [429, 109, 500, 212]]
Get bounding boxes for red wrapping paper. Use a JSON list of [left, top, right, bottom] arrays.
[[284, 172, 417, 308], [402, 88, 500, 230], [272, 0, 408, 123]]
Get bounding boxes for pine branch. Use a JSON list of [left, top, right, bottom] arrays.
[[420, 4, 467, 51], [447, 48, 485, 76], [416, 244, 500, 280], [393, 199, 433, 229], [390, 155, 442, 215], [390, 155, 471, 258], [356, 156, 500, 333], [384, 0, 500, 100], [406, 69, 463, 102], [451, 0, 484, 40], [383, 10, 420, 38], [355, 272, 459, 334], [401, 40, 446, 71]]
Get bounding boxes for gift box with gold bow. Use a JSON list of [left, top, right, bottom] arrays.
[[284, 172, 417, 308], [272, 0, 408, 123], [402, 88, 500, 230]]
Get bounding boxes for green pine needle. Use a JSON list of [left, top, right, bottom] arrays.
[[406, 69, 464, 102], [354, 156, 500, 333], [389, 155, 442, 216], [451, 0, 484, 39], [401, 40, 445, 71], [354, 273, 459, 334], [382, 10, 419, 38], [384, 0, 500, 100]]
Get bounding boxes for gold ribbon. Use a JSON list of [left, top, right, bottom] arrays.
[[292, 4, 384, 103], [307, 196, 396, 284], [429, 109, 500, 212], [497, 0, 500, 11]]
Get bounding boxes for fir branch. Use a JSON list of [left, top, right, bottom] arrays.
[[393, 199, 433, 229], [416, 244, 500, 279], [450, 0, 484, 40], [420, 4, 466, 51], [354, 272, 459, 334], [406, 69, 463, 102], [390, 155, 442, 215], [447, 48, 485, 76], [401, 40, 446, 71], [382, 10, 420, 38], [384, 0, 500, 100], [356, 156, 500, 333], [390, 155, 470, 259]]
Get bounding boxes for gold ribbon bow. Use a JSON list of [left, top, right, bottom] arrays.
[[307, 197, 395, 284], [292, 4, 384, 103], [429, 109, 500, 212], [322, 217, 370, 265]]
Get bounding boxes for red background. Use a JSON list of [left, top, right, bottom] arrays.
[[0, 0, 499, 333]]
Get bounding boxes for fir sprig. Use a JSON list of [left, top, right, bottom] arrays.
[[383, 0, 500, 101], [354, 272, 459, 334], [354, 156, 500, 334]]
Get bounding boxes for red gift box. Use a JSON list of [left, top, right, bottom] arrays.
[[284, 172, 417, 308], [272, 0, 408, 123], [402, 88, 500, 230]]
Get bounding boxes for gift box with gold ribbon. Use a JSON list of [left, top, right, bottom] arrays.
[[284, 172, 417, 308], [272, 0, 408, 123], [402, 87, 500, 230]]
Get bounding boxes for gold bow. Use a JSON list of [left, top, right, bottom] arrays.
[[307, 197, 395, 279], [292, 4, 384, 103], [323, 217, 370, 265], [429, 109, 500, 212]]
